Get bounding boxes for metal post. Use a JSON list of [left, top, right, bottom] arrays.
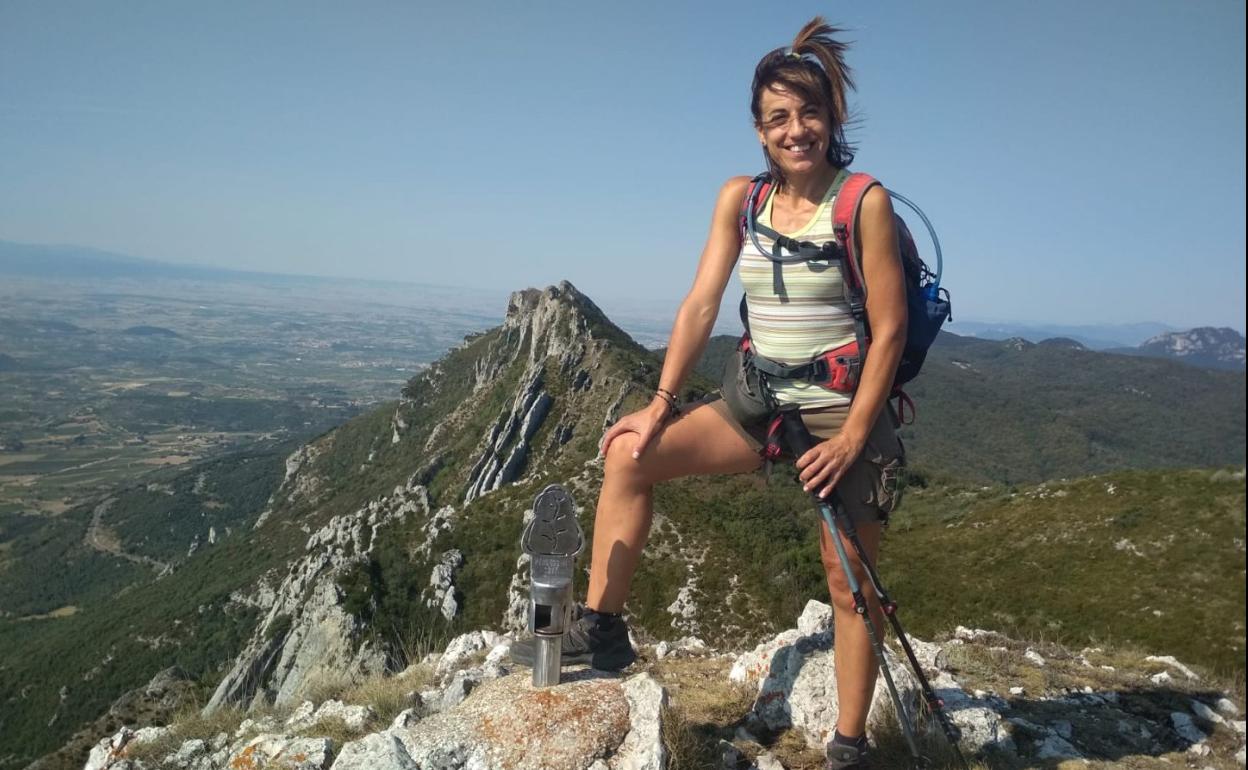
[[522, 484, 584, 688]]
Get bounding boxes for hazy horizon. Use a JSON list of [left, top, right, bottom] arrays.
[[5, 238, 1242, 348]]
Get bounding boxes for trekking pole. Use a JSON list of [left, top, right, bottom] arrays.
[[777, 409, 926, 767], [828, 486, 970, 769], [779, 409, 970, 769]]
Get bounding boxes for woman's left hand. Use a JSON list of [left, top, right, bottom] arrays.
[[795, 431, 866, 499]]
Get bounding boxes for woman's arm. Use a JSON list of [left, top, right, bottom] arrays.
[[601, 176, 751, 459], [797, 183, 907, 497]]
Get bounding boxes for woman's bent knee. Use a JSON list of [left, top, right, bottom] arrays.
[[603, 433, 649, 482]]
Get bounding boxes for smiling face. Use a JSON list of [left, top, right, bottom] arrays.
[[755, 84, 834, 180]]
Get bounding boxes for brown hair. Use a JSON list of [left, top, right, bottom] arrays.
[[751, 17, 856, 187]]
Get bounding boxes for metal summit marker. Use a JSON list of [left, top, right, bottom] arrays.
[[521, 484, 585, 687]]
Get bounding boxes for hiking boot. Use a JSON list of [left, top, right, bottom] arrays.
[[825, 733, 870, 770], [508, 604, 637, 671]]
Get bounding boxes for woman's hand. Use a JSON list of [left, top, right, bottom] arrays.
[[795, 430, 866, 499], [600, 399, 673, 460]]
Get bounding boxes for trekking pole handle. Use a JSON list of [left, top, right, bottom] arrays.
[[778, 407, 817, 459]]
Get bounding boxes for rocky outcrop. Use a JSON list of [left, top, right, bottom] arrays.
[[83, 630, 668, 770], [1138, 326, 1246, 370], [79, 609, 1248, 770], [425, 548, 463, 621], [731, 601, 921, 747], [206, 483, 429, 712], [730, 604, 1246, 766], [464, 367, 553, 503]]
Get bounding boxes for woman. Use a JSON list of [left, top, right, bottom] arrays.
[[511, 18, 907, 769]]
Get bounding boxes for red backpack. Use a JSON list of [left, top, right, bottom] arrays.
[[735, 171, 952, 423]]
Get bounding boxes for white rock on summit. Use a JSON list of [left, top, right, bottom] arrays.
[[331, 732, 419, 770], [434, 630, 505, 678], [744, 619, 919, 748]]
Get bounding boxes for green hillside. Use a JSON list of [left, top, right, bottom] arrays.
[[670, 332, 1245, 484], [3, 285, 1244, 769]]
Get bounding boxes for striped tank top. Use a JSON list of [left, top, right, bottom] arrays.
[[737, 170, 856, 409]]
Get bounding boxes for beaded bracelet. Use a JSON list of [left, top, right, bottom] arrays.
[[655, 388, 680, 419]]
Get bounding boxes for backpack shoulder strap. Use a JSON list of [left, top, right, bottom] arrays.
[[738, 174, 773, 240], [830, 171, 881, 295]]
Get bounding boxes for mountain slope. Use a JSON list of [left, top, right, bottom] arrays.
[[671, 331, 1245, 484], [5, 282, 1245, 769]]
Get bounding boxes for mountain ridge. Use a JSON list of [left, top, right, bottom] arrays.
[[2, 281, 1244, 770]]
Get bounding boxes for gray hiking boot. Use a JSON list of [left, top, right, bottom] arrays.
[[825, 734, 870, 770], [509, 604, 637, 671]]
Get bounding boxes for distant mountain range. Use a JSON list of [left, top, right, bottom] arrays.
[[4, 238, 1242, 372], [1120, 327, 1247, 371], [953, 319, 1177, 350]]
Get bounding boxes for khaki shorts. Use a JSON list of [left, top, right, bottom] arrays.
[[700, 395, 906, 526]]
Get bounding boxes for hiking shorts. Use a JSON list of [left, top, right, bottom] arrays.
[[700, 394, 905, 526]]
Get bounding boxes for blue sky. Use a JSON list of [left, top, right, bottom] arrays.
[[1, 1, 1244, 329]]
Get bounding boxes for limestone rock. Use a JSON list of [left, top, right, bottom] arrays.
[[206, 485, 426, 712], [436, 630, 506, 679], [796, 599, 834, 635], [392, 670, 635, 770], [331, 732, 419, 770], [747, 624, 920, 749], [611, 673, 668, 770], [226, 734, 333, 769]]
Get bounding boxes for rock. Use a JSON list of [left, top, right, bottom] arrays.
[[747, 626, 919, 749], [1034, 732, 1082, 760], [613, 673, 668, 770], [1190, 699, 1227, 726], [1146, 654, 1200, 680], [953, 626, 994, 642], [392, 671, 635, 770], [946, 705, 1015, 755], [170, 737, 208, 763], [226, 734, 333, 769], [655, 637, 708, 661], [436, 630, 504, 679], [1023, 648, 1046, 667], [751, 752, 785, 770], [85, 727, 135, 770], [206, 488, 424, 711], [1216, 697, 1241, 716], [1009, 686, 1025, 696], [730, 629, 802, 685], [718, 739, 744, 769], [392, 707, 421, 730], [906, 637, 948, 671], [440, 669, 484, 711], [1150, 671, 1173, 685], [331, 732, 419, 770], [1052, 719, 1073, 739], [427, 549, 464, 622], [796, 599, 834, 635], [1171, 711, 1209, 745], [311, 699, 375, 732]]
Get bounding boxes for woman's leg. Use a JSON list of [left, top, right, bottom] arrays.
[[820, 516, 885, 738], [586, 402, 762, 613]]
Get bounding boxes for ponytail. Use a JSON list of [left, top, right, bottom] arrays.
[[751, 17, 857, 187]]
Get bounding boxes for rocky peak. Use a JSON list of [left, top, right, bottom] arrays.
[[1139, 326, 1246, 370], [499, 281, 643, 371]]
